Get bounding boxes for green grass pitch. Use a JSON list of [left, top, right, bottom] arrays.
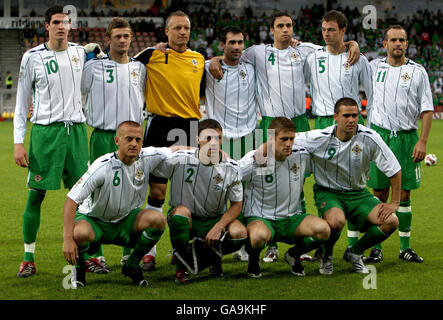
[[1, 119, 442, 300]]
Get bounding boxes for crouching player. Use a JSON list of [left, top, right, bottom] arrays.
[[62, 121, 171, 287], [152, 119, 247, 284], [240, 117, 331, 277]]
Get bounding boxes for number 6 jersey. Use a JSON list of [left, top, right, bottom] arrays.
[[67, 147, 171, 223]]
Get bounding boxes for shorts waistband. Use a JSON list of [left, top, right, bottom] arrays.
[[370, 124, 416, 136]]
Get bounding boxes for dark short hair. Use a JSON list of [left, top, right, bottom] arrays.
[[270, 11, 294, 29], [198, 119, 223, 136], [165, 10, 190, 28], [322, 10, 348, 30], [45, 5, 68, 24], [383, 25, 408, 40], [106, 17, 132, 38], [221, 25, 244, 44], [334, 97, 358, 114], [268, 117, 296, 136]]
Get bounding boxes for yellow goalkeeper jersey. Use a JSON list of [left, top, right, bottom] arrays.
[[135, 47, 205, 119]]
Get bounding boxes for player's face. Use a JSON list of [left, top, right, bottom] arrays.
[[165, 16, 191, 48], [271, 16, 293, 45], [108, 27, 132, 55], [272, 129, 295, 161], [198, 128, 223, 164], [334, 105, 359, 137], [46, 13, 71, 41], [115, 125, 143, 164], [222, 32, 244, 63], [322, 20, 345, 46], [384, 28, 408, 59]]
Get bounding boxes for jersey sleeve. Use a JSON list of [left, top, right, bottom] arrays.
[[67, 160, 107, 205], [141, 146, 172, 171], [240, 45, 256, 65], [227, 168, 243, 202], [417, 68, 434, 113], [298, 42, 322, 56], [133, 47, 155, 65], [369, 132, 401, 178], [150, 152, 178, 179], [81, 60, 95, 95], [239, 150, 256, 181], [13, 52, 34, 144]]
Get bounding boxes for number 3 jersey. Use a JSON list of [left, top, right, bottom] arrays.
[[67, 147, 171, 223], [81, 54, 146, 130], [14, 43, 86, 144], [239, 147, 310, 220], [294, 124, 401, 191], [152, 149, 243, 218]]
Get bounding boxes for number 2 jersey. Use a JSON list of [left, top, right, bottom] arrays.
[[152, 149, 243, 218], [14, 42, 86, 144], [67, 147, 171, 223], [294, 124, 401, 191]]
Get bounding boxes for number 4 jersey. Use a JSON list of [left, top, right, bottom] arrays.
[[68, 147, 171, 223], [14, 43, 86, 144]]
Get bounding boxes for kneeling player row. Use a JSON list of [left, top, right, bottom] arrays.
[[63, 99, 401, 286]]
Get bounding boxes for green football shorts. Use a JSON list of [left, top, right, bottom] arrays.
[[75, 208, 142, 247], [221, 131, 256, 160], [367, 124, 420, 190], [28, 122, 88, 190], [89, 128, 117, 163], [245, 213, 309, 244], [313, 184, 381, 232], [260, 114, 310, 142]]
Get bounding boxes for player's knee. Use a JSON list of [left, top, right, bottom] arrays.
[[228, 225, 247, 240], [325, 215, 345, 231], [171, 205, 192, 219], [248, 230, 268, 249], [314, 220, 331, 240], [73, 223, 94, 244], [383, 213, 399, 233], [150, 211, 167, 230], [149, 185, 166, 200]]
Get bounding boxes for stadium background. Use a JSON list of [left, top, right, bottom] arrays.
[[0, 0, 442, 302]]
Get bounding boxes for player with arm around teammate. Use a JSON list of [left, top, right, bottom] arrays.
[[294, 98, 400, 274], [240, 117, 330, 277], [152, 119, 247, 284], [62, 121, 170, 287]]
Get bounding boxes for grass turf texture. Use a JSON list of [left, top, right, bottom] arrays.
[[1, 119, 442, 300]]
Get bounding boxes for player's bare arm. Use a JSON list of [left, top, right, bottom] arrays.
[[205, 201, 242, 247], [378, 170, 401, 221], [344, 40, 360, 65], [62, 197, 79, 265], [412, 111, 433, 162]]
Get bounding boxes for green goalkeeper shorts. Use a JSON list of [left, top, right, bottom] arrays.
[[28, 122, 88, 190]]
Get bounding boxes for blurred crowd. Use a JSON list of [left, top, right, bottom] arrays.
[[20, 1, 443, 105]]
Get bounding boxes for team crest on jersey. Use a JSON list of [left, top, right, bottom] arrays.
[[134, 167, 145, 184], [213, 173, 224, 184], [342, 61, 351, 70], [290, 164, 299, 174], [239, 69, 247, 79], [191, 58, 198, 66], [131, 69, 139, 79], [34, 175, 42, 183], [352, 144, 362, 155], [290, 52, 300, 61], [401, 73, 411, 82]]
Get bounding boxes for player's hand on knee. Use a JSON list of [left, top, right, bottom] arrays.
[[205, 224, 224, 247], [377, 203, 397, 222], [14, 144, 29, 167], [63, 238, 79, 265]]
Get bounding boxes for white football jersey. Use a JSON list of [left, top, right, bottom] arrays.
[[294, 124, 401, 191], [82, 54, 146, 130], [368, 58, 434, 131], [14, 42, 86, 144], [239, 147, 310, 220], [68, 147, 171, 223], [305, 48, 373, 116], [152, 149, 243, 218], [240, 43, 321, 118], [205, 60, 257, 139]]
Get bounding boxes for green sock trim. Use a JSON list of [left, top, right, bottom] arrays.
[[352, 226, 388, 255], [347, 221, 359, 247]]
